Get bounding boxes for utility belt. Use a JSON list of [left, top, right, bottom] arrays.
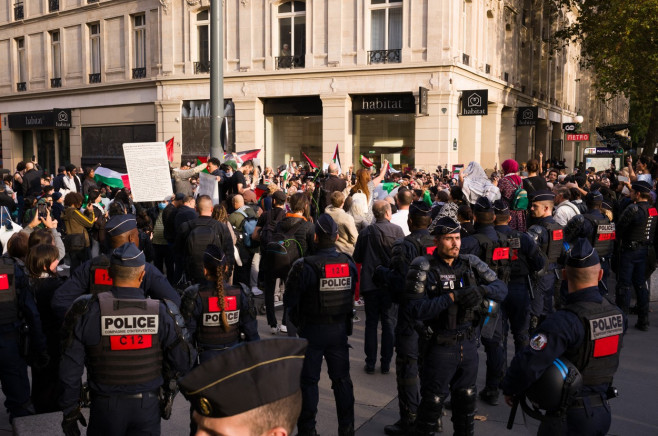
[[622, 241, 651, 251], [433, 327, 475, 346], [92, 390, 159, 400], [570, 394, 606, 409], [197, 341, 238, 353], [304, 314, 347, 325]]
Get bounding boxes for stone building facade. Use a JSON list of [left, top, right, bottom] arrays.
[[0, 0, 628, 174]]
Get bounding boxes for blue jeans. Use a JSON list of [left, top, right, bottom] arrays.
[[616, 247, 648, 317], [297, 323, 354, 433], [363, 289, 398, 369]]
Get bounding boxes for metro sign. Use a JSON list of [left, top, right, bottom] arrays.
[[567, 133, 590, 141]]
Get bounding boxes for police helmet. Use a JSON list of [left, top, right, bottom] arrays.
[[525, 358, 583, 411]]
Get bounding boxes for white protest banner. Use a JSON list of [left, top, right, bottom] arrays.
[[198, 172, 219, 205], [122, 142, 173, 202]]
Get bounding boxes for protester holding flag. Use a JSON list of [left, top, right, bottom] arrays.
[[172, 161, 207, 196], [350, 159, 389, 224]]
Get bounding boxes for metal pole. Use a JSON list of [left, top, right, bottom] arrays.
[[210, 0, 224, 159]]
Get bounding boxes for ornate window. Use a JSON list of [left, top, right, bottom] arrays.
[[368, 0, 402, 64], [276, 1, 305, 69]]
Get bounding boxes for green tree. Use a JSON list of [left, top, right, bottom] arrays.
[[556, 0, 658, 155]]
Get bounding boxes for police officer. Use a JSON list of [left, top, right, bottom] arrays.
[[564, 190, 615, 295], [493, 200, 545, 358], [181, 244, 259, 363], [615, 180, 656, 331], [59, 243, 196, 436], [284, 214, 358, 436], [52, 214, 181, 321], [526, 190, 564, 329], [180, 338, 307, 436], [406, 217, 507, 436], [375, 201, 435, 435], [502, 238, 624, 435], [460, 197, 514, 406]]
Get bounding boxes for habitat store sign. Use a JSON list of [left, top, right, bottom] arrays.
[[352, 93, 416, 114], [461, 90, 488, 116], [516, 107, 538, 126], [8, 108, 71, 129]]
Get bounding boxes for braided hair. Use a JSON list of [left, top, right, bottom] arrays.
[[203, 245, 229, 331]]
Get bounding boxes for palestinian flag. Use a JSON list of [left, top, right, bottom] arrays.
[[254, 184, 269, 200], [387, 163, 400, 174], [196, 157, 210, 173], [236, 149, 261, 164], [360, 155, 374, 168], [302, 152, 319, 169], [423, 190, 432, 207], [165, 137, 174, 162], [332, 144, 341, 172], [381, 182, 399, 194], [94, 166, 130, 189]]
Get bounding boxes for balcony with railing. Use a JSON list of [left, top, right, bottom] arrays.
[[14, 2, 24, 20], [49, 0, 59, 12], [132, 67, 146, 79], [194, 61, 210, 74], [51, 78, 61, 88], [89, 73, 101, 83], [275, 55, 305, 69], [367, 49, 401, 65], [17, 82, 26, 92]]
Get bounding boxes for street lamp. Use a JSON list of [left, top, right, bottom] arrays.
[[574, 115, 584, 123], [573, 115, 584, 168]]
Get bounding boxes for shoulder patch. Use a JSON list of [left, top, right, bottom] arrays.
[[529, 333, 548, 351]]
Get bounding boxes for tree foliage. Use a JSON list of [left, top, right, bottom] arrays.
[[556, 0, 658, 154]]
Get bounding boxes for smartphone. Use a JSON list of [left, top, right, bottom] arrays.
[[37, 203, 48, 219]]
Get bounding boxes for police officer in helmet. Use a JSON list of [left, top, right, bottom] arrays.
[[502, 238, 625, 435], [284, 214, 358, 436], [405, 217, 507, 436], [614, 180, 656, 330], [59, 243, 196, 436]]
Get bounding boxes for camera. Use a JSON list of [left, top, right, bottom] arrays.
[[37, 203, 48, 219]]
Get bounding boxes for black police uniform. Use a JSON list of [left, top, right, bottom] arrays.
[[183, 280, 259, 362], [377, 224, 435, 434], [58, 245, 195, 436], [615, 191, 656, 329], [502, 241, 624, 435], [284, 240, 358, 436], [405, 219, 508, 435]]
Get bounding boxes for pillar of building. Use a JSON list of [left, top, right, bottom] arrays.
[[516, 126, 533, 164], [233, 97, 264, 153], [155, 100, 181, 164], [69, 109, 82, 167], [320, 94, 352, 170], [481, 103, 503, 169], [499, 107, 516, 162], [415, 91, 443, 172], [535, 118, 551, 158], [436, 92, 461, 169], [458, 112, 482, 166]]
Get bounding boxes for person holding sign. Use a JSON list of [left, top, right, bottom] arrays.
[[58, 243, 196, 436]]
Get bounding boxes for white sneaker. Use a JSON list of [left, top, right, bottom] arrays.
[[270, 326, 278, 335], [251, 287, 264, 296], [279, 324, 288, 333], [354, 298, 365, 307]]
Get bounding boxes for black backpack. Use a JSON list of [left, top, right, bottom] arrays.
[[259, 208, 286, 248], [185, 222, 223, 280], [264, 220, 306, 279]]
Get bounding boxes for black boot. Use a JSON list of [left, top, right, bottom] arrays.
[[413, 395, 445, 436], [384, 413, 416, 436], [451, 387, 477, 436], [478, 387, 500, 406], [338, 423, 354, 436], [636, 314, 650, 331]]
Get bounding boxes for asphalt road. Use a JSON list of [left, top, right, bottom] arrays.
[[8, 302, 658, 435]]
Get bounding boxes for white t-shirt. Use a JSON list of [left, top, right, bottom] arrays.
[[390, 209, 410, 236]]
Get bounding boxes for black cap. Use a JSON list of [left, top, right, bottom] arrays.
[[204, 245, 227, 268], [430, 217, 461, 236], [180, 338, 308, 418], [531, 190, 555, 202], [565, 238, 600, 268], [106, 214, 137, 237], [315, 214, 338, 238], [110, 242, 145, 267], [473, 197, 493, 212], [584, 190, 603, 203], [493, 199, 509, 215], [409, 201, 431, 217], [174, 192, 186, 201], [631, 181, 652, 193]]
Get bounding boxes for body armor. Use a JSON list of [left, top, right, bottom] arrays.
[[302, 253, 354, 322], [472, 231, 511, 282], [0, 258, 17, 325], [506, 230, 530, 278], [539, 221, 564, 264], [626, 203, 657, 245], [426, 256, 477, 331], [562, 298, 623, 386], [87, 292, 162, 386], [582, 214, 615, 257], [89, 255, 113, 294], [196, 284, 242, 347]]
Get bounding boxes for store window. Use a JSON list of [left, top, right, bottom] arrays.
[[264, 96, 322, 170], [277, 1, 305, 69], [369, 0, 402, 64], [352, 94, 416, 170]]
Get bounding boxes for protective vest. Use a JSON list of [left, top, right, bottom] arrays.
[[89, 255, 113, 294], [302, 253, 354, 321], [472, 231, 511, 282], [407, 234, 438, 257], [426, 255, 476, 331], [196, 284, 242, 347], [627, 202, 657, 245], [539, 221, 564, 264], [582, 214, 615, 257], [87, 292, 162, 386], [0, 258, 17, 325], [506, 230, 530, 277], [562, 298, 623, 386]]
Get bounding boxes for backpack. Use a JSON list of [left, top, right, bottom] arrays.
[[236, 210, 259, 248], [264, 220, 305, 279], [509, 179, 528, 211], [259, 208, 285, 247], [186, 222, 223, 280]]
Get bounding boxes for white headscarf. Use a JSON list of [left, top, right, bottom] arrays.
[[461, 161, 501, 204]]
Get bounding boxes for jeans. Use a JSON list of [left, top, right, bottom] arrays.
[[363, 289, 398, 369]]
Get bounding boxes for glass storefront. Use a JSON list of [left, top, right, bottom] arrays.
[[352, 93, 416, 170], [181, 100, 234, 163]]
